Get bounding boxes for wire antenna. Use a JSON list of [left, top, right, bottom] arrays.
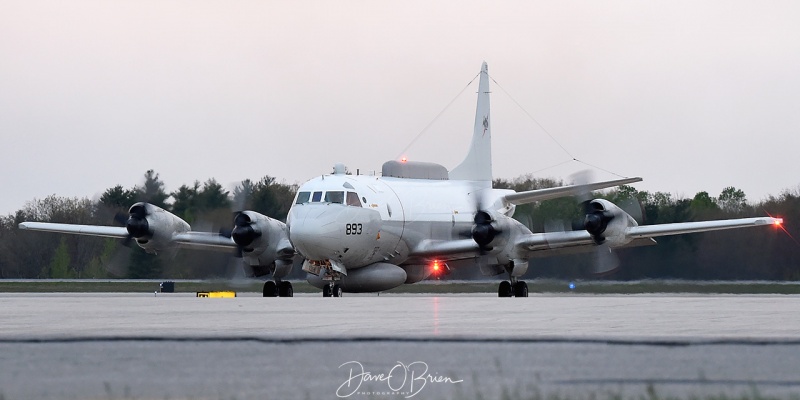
[[396, 73, 480, 160], [490, 74, 634, 180]]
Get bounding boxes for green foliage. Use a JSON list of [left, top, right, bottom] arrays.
[[136, 169, 169, 208], [44, 238, 76, 279], [197, 179, 231, 210], [718, 186, 748, 214], [126, 248, 162, 279], [83, 257, 108, 279], [100, 185, 138, 209], [171, 179, 232, 223], [171, 181, 202, 222], [232, 179, 255, 210], [494, 174, 563, 192], [241, 176, 297, 221], [19, 195, 95, 224]]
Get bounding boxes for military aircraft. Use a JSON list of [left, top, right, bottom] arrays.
[[19, 62, 782, 298]]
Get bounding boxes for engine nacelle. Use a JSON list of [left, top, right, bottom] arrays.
[[127, 202, 190, 254], [583, 199, 638, 247], [306, 262, 407, 292], [231, 211, 293, 275], [471, 211, 515, 253]]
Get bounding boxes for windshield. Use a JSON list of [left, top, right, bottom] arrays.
[[346, 192, 362, 207], [295, 192, 310, 204], [324, 191, 345, 204]]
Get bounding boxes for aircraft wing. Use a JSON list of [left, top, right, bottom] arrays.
[[19, 222, 238, 250], [625, 217, 780, 238], [173, 232, 237, 250], [517, 216, 780, 255], [18, 222, 129, 239], [410, 239, 480, 257], [503, 177, 642, 205]]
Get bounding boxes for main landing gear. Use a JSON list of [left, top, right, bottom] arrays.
[[322, 283, 343, 297], [498, 279, 528, 297], [263, 281, 293, 297]]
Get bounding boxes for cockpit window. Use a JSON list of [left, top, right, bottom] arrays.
[[311, 191, 323, 202], [324, 191, 345, 204], [346, 192, 362, 207], [295, 192, 311, 204]]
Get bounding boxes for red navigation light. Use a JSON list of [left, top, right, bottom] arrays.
[[775, 218, 784, 226], [400, 156, 408, 163], [432, 260, 440, 272]]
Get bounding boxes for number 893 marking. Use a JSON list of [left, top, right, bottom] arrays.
[[345, 223, 363, 235]]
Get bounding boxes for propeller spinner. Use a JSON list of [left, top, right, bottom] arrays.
[[230, 212, 261, 250], [125, 204, 150, 239]]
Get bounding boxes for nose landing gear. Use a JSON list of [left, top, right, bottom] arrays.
[[323, 283, 343, 297]]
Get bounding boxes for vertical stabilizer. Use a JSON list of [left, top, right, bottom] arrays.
[[449, 62, 492, 182]]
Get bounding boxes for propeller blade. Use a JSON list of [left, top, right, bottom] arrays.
[[102, 243, 132, 278], [113, 212, 128, 226], [593, 244, 620, 275], [618, 196, 645, 225], [112, 211, 135, 247], [462, 189, 499, 255], [223, 257, 252, 288], [570, 170, 595, 204], [556, 172, 624, 274], [218, 227, 242, 258]]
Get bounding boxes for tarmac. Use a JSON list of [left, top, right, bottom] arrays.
[[1, 292, 800, 399]]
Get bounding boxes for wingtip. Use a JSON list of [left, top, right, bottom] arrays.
[[755, 217, 783, 226]]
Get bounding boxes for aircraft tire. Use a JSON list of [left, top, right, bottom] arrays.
[[498, 281, 512, 297], [323, 284, 332, 297], [279, 281, 293, 297], [333, 284, 343, 297], [514, 281, 528, 297], [263, 281, 277, 297]]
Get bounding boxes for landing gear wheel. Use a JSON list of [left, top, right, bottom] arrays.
[[333, 284, 343, 298], [498, 281, 513, 297], [322, 284, 332, 297], [513, 281, 528, 297], [263, 281, 277, 297], [279, 281, 293, 297]]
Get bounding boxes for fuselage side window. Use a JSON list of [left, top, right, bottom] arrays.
[[325, 191, 345, 204], [346, 192, 362, 207], [295, 192, 311, 204], [311, 191, 323, 202]]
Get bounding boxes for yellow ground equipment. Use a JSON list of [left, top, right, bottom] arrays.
[[196, 291, 237, 298]]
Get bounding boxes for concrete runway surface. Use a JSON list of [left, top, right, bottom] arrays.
[[1, 293, 800, 399]]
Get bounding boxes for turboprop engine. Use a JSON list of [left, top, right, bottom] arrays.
[[230, 211, 294, 277], [581, 199, 638, 247], [125, 202, 190, 254], [306, 262, 407, 292], [470, 210, 515, 253]]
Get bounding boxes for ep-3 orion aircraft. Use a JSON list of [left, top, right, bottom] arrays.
[[20, 63, 782, 297]]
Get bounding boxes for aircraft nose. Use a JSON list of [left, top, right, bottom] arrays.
[[288, 204, 380, 261]]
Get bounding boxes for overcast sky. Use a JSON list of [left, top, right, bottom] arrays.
[[2, 0, 799, 216]]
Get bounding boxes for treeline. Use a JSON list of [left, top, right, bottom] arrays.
[[1, 171, 798, 281], [0, 170, 297, 279]]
